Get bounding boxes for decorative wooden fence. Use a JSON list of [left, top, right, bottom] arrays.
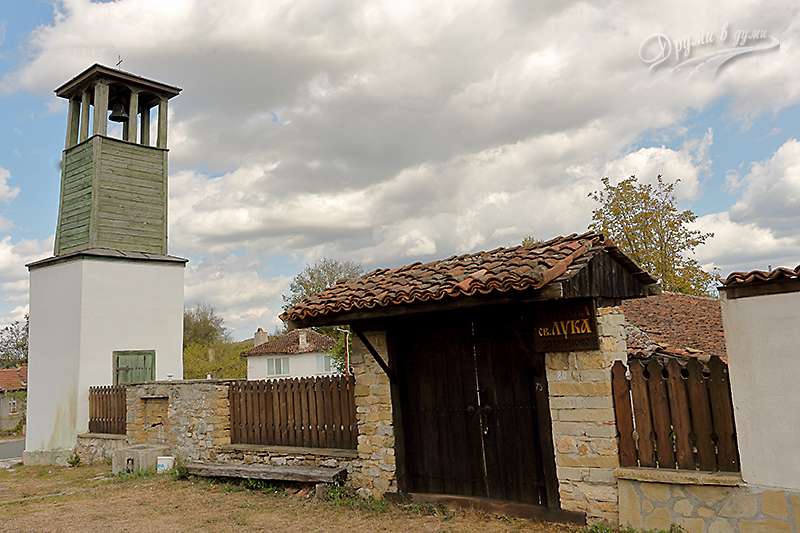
[[229, 375, 357, 450], [88, 385, 127, 435], [612, 356, 739, 472]]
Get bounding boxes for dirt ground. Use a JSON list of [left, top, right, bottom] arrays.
[[0, 463, 585, 533]]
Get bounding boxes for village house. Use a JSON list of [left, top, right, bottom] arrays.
[[0, 366, 27, 433], [241, 328, 336, 380]]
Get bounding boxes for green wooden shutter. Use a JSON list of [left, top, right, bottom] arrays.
[[114, 350, 155, 385]]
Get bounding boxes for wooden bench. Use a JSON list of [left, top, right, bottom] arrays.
[[185, 462, 347, 484]]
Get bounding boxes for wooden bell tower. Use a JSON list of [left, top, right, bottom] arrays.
[[24, 65, 186, 466], [54, 64, 181, 256]]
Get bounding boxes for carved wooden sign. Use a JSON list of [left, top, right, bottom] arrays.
[[532, 299, 599, 352]]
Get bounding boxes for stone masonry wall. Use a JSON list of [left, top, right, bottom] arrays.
[[127, 381, 231, 462], [349, 331, 397, 498], [618, 469, 800, 533], [76, 380, 231, 465], [546, 306, 626, 525]]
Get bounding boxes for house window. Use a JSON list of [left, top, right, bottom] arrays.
[[317, 355, 332, 374], [267, 357, 290, 377], [8, 398, 16, 414]]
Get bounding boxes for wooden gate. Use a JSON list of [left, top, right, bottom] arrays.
[[393, 308, 559, 507]]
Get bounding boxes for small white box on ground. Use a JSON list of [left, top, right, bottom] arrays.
[[157, 456, 175, 474]]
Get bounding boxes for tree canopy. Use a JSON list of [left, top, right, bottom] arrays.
[[0, 315, 28, 368], [281, 258, 364, 374], [282, 258, 364, 312], [588, 175, 714, 296], [183, 303, 244, 379], [183, 303, 231, 349]]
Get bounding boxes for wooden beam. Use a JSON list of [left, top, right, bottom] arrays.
[[157, 98, 168, 149], [80, 90, 91, 142], [93, 82, 109, 137], [185, 462, 347, 483], [140, 105, 151, 146], [352, 327, 396, 383], [127, 90, 139, 143], [66, 98, 80, 149]]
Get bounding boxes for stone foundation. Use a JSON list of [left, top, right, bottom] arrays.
[[216, 444, 357, 475], [75, 432, 127, 464], [23, 448, 73, 467], [546, 306, 626, 525], [617, 468, 800, 532]]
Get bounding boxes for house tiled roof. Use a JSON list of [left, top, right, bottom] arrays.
[[240, 329, 335, 357], [721, 265, 800, 286], [281, 231, 658, 324], [621, 292, 726, 360], [0, 366, 27, 391]]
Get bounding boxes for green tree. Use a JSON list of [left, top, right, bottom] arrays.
[[183, 303, 230, 349], [183, 341, 246, 380], [588, 175, 714, 296], [282, 258, 364, 372], [282, 258, 364, 312], [182, 303, 245, 379], [0, 315, 28, 368], [521, 236, 542, 247]]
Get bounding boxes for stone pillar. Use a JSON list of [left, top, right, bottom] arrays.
[[157, 98, 168, 149], [66, 98, 80, 149], [546, 305, 626, 526], [349, 331, 396, 498], [93, 82, 109, 137], [126, 90, 139, 143], [140, 105, 151, 146], [80, 90, 91, 142]]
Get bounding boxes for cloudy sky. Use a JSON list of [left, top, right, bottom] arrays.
[[1, 0, 799, 339]]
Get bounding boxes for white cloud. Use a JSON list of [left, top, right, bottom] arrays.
[[693, 212, 800, 273], [0, 236, 53, 328], [597, 128, 715, 201], [183, 255, 293, 336], [0, 167, 20, 204], [729, 138, 800, 236]]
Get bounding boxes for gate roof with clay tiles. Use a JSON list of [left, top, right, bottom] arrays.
[[282, 231, 660, 328]]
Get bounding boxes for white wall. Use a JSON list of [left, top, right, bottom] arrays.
[[26, 258, 184, 455], [720, 290, 800, 491], [247, 351, 331, 380]]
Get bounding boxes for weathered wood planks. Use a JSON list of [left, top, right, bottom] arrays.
[[88, 385, 127, 435], [185, 462, 347, 483], [56, 135, 168, 255], [229, 375, 357, 450], [611, 356, 739, 472]]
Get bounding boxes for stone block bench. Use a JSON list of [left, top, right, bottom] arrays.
[[185, 462, 347, 484]]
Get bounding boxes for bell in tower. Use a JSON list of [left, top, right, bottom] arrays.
[[24, 65, 187, 466]]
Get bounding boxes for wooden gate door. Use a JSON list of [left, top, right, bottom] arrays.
[[395, 309, 558, 507]]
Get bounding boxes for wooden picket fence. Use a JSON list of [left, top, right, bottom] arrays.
[[229, 375, 357, 450], [612, 356, 739, 472], [88, 385, 127, 435]]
